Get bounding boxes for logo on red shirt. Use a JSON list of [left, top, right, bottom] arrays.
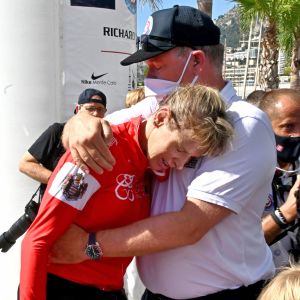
[[62, 173, 88, 200]]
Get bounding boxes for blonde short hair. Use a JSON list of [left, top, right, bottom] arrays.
[[160, 84, 234, 157], [125, 88, 145, 108], [257, 264, 300, 300]]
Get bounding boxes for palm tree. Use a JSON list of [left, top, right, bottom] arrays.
[[197, 0, 213, 17], [232, 0, 280, 90], [277, 0, 300, 91]]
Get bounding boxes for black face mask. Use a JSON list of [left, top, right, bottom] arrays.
[[275, 134, 300, 163]]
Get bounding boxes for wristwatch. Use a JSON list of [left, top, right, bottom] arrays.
[[85, 232, 103, 260]]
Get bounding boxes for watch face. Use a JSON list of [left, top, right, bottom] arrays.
[[85, 244, 101, 260]]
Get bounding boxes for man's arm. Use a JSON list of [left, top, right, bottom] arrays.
[[98, 197, 231, 256], [263, 176, 300, 244], [19, 151, 52, 184], [62, 111, 115, 174], [50, 197, 231, 263]]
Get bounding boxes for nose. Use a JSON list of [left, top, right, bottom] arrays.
[[175, 154, 191, 170], [92, 111, 101, 117], [145, 60, 161, 79]]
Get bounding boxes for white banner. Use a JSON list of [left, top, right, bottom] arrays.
[[63, 0, 137, 119]]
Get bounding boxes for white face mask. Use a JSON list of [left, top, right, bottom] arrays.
[[144, 51, 199, 99]]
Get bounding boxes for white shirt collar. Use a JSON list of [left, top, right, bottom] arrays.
[[220, 80, 242, 106]]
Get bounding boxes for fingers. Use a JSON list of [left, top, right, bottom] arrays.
[[66, 112, 116, 174], [294, 176, 300, 201], [102, 119, 114, 145], [70, 146, 93, 174], [70, 141, 115, 174]]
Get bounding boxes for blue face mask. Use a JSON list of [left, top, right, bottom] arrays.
[[275, 134, 300, 163]]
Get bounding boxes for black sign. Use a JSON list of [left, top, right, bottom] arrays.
[[71, 0, 115, 9]]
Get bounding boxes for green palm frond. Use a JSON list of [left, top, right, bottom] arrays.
[[231, 0, 281, 20], [277, 0, 300, 54]]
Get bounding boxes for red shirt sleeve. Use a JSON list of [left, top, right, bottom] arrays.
[[20, 153, 100, 300]]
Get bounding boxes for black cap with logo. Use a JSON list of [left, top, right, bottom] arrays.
[[121, 5, 220, 66]]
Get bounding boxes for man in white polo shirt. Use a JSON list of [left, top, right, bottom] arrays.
[[52, 6, 276, 300]]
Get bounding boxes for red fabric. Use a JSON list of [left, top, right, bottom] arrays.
[[20, 117, 150, 300]]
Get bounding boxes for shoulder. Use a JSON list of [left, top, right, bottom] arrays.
[[228, 100, 267, 122], [49, 122, 65, 133], [105, 96, 157, 125], [111, 117, 142, 139], [227, 100, 273, 139]]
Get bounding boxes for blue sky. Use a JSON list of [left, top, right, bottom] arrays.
[[137, 0, 235, 35]]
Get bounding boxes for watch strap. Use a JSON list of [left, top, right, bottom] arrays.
[[270, 209, 289, 229], [88, 232, 97, 245]]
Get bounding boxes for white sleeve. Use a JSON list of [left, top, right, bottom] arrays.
[[105, 96, 159, 125], [187, 116, 277, 213]]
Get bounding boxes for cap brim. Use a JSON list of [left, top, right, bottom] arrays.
[[121, 48, 174, 66]]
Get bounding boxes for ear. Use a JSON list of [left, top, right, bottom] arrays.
[[192, 50, 205, 69], [75, 105, 80, 114], [153, 107, 171, 127]]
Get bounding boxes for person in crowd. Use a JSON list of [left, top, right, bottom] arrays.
[[259, 89, 300, 268], [257, 263, 300, 300], [51, 6, 276, 300], [19, 88, 107, 196], [246, 89, 266, 106], [125, 87, 145, 108], [20, 85, 234, 300]]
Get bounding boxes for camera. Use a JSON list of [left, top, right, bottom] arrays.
[[0, 187, 41, 253]]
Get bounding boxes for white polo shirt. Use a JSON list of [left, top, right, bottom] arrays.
[[136, 83, 276, 299]]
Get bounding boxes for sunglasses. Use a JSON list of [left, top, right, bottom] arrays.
[[79, 105, 106, 114]]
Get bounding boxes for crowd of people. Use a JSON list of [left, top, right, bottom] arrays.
[[2, 4, 300, 300]]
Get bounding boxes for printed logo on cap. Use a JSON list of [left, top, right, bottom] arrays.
[[143, 16, 153, 35]]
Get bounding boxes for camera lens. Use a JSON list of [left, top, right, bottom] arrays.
[[4, 214, 32, 244]]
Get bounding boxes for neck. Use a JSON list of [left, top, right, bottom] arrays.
[[199, 73, 226, 92]]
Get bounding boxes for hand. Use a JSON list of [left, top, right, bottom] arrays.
[[62, 111, 116, 174], [49, 224, 89, 264], [280, 175, 300, 223]]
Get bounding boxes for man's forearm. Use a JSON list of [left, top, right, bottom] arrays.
[[97, 198, 230, 257], [19, 162, 52, 184], [262, 215, 282, 244], [263, 181, 300, 245]]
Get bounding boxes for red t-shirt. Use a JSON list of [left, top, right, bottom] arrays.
[[20, 117, 150, 300]]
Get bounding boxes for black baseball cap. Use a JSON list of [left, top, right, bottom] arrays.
[[74, 88, 107, 113], [121, 5, 220, 66]]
